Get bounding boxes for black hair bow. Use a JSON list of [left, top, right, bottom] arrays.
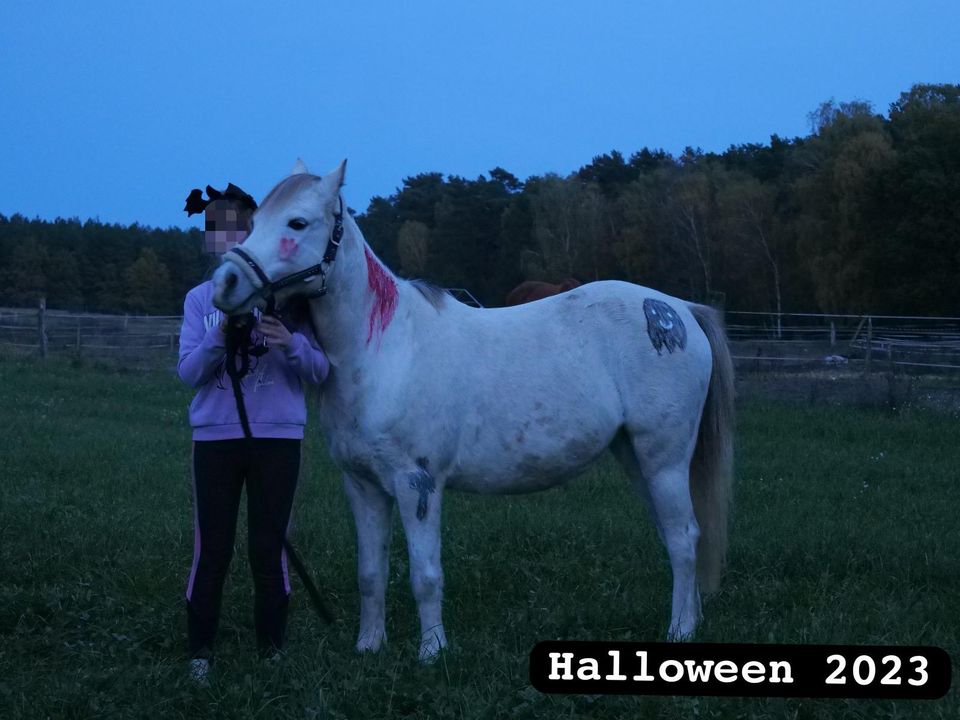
[[184, 183, 258, 216]]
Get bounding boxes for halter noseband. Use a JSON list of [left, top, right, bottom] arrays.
[[222, 196, 345, 315]]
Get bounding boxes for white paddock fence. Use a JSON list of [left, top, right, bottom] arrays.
[[727, 311, 960, 374], [3, 303, 960, 375]]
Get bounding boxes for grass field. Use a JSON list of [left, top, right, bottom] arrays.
[[1, 355, 957, 719]]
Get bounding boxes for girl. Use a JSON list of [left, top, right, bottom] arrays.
[[179, 184, 329, 681]]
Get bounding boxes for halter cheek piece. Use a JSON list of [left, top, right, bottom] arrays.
[[223, 196, 345, 316]]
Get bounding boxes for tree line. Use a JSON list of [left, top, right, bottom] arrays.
[[0, 216, 208, 315], [1, 84, 957, 316]]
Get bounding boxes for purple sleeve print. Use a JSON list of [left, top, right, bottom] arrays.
[[177, 291, 227, 388]]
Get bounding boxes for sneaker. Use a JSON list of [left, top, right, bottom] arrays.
[[188, 658, 211, 684]]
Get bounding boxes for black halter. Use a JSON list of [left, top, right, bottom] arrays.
[[224, 196, 345, 316]]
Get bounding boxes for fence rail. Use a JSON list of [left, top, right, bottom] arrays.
[[0, 304, 182, 368], [4, 303, 960, 374], [725, 311, 960, 374]]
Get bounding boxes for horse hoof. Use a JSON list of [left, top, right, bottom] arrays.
[[417, 630, 447, 664], [667, 625, 697, 642], [418, 650, 440, 665], [355, 631, 386, 653]]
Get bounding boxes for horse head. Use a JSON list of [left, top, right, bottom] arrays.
[[212, 159, 349, 316]]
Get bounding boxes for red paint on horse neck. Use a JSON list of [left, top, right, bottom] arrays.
[[365, 247, 397, 346]]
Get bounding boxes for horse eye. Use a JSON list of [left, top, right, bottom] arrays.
[[288, 218, 308, 231]]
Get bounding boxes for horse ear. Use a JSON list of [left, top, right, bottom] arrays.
[[318, 160, 347, 204], [291, 158, 309, 175], [333, 159, 347, 188]]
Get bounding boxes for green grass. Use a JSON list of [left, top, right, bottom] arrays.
[[1, 355, 958, 719]]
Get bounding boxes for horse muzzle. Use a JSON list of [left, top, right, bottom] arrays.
[[212, 260, 265, 316]]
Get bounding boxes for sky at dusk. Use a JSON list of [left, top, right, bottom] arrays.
[[1, 0, 957, 231]]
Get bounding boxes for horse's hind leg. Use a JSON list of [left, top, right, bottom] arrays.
[[613, 431, 702, 641], [343, 473, 394, 653]]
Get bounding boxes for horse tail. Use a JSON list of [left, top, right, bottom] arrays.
[[687, 303, 735, 594]]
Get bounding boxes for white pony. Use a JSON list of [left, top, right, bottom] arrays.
[[211, 160, 735, 662]]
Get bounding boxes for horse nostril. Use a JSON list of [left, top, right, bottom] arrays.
[[225, 272, 238, 290]]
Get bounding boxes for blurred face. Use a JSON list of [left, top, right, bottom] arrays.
[[203, 199, 252, 255]]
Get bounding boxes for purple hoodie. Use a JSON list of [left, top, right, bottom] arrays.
[[177, 280, 329, 440]]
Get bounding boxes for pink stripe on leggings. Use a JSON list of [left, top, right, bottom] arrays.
[[280, 452, 301, 596], [186, 446, 201, 600], [281, 511, 292, 595]]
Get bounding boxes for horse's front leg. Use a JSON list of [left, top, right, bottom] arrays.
[[395, 465, 447, 663], [343, 472, 394, 653]]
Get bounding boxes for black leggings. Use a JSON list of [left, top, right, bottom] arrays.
[[186, 438, 301, 658]]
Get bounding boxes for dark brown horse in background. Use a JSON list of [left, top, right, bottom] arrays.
[[504, 278, 582, 306]]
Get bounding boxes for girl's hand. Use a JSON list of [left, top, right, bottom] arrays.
[[257, 315, 294, 350]]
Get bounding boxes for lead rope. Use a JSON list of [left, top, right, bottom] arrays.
[[225, 316, 335, 624]]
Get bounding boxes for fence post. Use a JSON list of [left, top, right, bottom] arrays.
[[75, 319, 81, 351], [829, 321, 836, 348], [864, 316, 873, 375], [38, 297, 48, 359]]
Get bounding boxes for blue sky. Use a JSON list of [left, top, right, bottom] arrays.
[[1, 1, 956, 230]]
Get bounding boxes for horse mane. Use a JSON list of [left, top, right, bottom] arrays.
[[259, 173, 319, 210], [408, 278, 448, 310]]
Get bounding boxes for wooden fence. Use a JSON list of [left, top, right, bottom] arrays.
[[0, 303, 182, 369], [4, 302, 960, 375], [726, 311, 960, 374]]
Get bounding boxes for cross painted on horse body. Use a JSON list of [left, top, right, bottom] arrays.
[[211, 160, 735, 664]]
